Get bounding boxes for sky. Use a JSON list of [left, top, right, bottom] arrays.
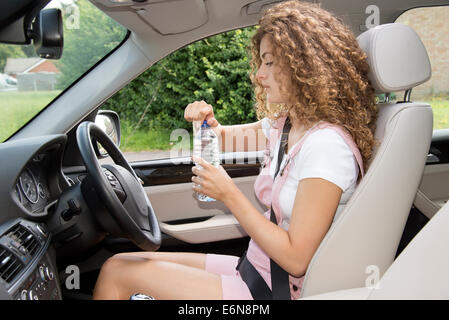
[[45, 0, 77, 10]]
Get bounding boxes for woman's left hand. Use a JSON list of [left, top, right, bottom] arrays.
[[191, 156, 238, 203]]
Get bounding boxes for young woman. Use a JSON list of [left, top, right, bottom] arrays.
[[93, 0, 378, 300]]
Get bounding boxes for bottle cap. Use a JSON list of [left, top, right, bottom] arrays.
[[201, 120, 210, 128]]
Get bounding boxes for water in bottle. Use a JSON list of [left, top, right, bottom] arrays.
[[193, 120, 220, 201]]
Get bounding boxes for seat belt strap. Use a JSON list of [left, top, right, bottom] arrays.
[[236, 117, 292, 300], [270, 116, 292, 300], [236, 251, 272, 300]]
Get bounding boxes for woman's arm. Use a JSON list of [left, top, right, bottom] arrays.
[[224, 177, 342, 277], [191, 157, 342, 277], [184, 100, 266, 152], [219, 121, 265, 153]]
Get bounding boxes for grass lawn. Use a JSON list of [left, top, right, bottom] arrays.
[[0, 90, 61, 142], [0, 90, 190, 151], [120, 120, 193, 152], [423, 96, 449, 130]]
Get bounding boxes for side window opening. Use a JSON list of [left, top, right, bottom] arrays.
[[395, 6, 449, 130], [100, 27, 257, 161]]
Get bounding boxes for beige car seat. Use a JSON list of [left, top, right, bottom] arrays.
[[300, 23, 433, 298], [301, 191, 449, 300]]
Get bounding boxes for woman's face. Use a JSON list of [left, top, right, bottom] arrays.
[[256, 35, 290, 104]]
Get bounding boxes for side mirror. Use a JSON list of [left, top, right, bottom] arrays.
[[31, 8, 63, 59], [94, 110, 121, 158]]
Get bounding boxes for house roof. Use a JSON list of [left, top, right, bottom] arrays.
[[4, 57, 43, 74]]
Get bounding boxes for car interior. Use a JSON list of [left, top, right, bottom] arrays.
[[0, 0, 448, 300]]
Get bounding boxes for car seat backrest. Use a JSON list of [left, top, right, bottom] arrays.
[[300, 23, 433, 297], [366, 197, 449, 299], [300, 196, 449, 299], [305, 197, 449, 299]]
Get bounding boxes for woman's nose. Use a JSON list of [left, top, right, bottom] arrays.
[[256, 68, 267, 81]]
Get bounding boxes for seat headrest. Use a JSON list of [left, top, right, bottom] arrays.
[[357, 23, 431, 94]]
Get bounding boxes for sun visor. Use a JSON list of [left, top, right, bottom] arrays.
[[134, 0, 207, 35], [94, 0, 208, 35]]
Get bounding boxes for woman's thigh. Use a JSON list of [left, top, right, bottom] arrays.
[[95, 254, 222, 300], [111, 251, 208, 270]]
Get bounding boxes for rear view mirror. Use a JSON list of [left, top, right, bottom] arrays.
[[31, 8, 63, 59]]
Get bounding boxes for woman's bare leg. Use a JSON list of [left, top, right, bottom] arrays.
[[92, 251, 223, 300], [110, 251, 208, 269]]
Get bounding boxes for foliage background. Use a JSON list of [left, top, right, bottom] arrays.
[[101, 27, 258, 134]]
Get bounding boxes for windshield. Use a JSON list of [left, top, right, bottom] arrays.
[[0, 0, 127, 142]]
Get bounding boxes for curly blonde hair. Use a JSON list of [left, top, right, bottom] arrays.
[[250, 1, 378, 167]]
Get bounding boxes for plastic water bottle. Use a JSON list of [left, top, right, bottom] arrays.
[[193, 120, 220, 202]]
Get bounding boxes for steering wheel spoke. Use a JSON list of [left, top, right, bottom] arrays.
[[101, 167, 127, 202]]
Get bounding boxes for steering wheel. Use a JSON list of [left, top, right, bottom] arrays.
[[76, 121, 161, 251]]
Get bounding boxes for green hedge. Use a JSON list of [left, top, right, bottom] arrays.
[[102, 27, 258, 132]]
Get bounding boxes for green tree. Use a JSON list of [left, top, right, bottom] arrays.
[[103, 27, 258, 132], [56, 0, 127, 89], [20, 44, 37, 58]]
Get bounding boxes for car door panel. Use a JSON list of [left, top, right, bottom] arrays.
[[133, 153, 266, 244], [145, 176, 264, 243], [414, 130, 449, 219]]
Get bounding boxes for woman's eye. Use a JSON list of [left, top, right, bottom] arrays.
[[265, 62, 273, 66]]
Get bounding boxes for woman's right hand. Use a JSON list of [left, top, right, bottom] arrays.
[[184, 100, 220, 128]]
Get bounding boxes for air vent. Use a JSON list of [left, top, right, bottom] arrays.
[[67, 177, 75, 186], [8, 224, 40, 256], [0, 247, 23, 283]]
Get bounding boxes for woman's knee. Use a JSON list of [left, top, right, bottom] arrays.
[[98, 253, 138, 279], [98, 255, 122, 279]]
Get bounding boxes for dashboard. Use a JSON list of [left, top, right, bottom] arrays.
[[0, 134, 69, 300], [0, 131, 142, 300]]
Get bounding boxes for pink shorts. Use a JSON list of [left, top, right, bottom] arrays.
[[205, 253, 253, 300]]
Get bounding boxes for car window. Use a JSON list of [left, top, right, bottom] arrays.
[[0, 0, 127, 142], [395, 6, 449, 130], [100, 27, 257, 162]]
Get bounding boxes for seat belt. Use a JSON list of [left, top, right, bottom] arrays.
[[270, 116, 292, 300], [237, 117, 292, 300]]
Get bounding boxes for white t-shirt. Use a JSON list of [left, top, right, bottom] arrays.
[[261, 117, 359, 230]]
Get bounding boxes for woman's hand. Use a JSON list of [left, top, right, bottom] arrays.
[[191, 156, 238, 203], [184, 100, 220, 128]]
